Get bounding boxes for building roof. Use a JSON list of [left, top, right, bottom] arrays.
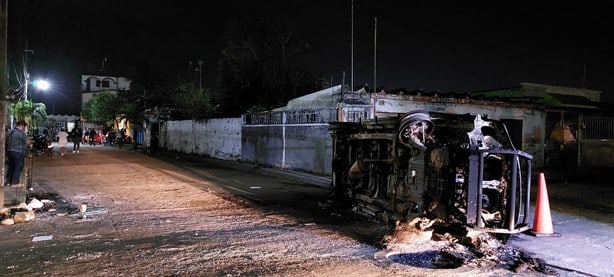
[[471, 83, 604, 111]]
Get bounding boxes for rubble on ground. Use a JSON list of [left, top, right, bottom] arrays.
[[0, 196, 69, 226], [380, 216, 556, 275]]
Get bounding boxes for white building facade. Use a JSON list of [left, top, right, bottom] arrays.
[[81, 74, 131, 109]]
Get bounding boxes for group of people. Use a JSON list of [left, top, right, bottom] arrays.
[[5, 122, 85, 188], [5, 123, 126, 188], [55, 126, 83, 156], [84, 128, 100, 145]]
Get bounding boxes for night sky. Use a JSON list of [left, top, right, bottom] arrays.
[[7, 0, 613, 114]]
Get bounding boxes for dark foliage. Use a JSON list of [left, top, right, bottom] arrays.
[[215, 17, 323, 116]]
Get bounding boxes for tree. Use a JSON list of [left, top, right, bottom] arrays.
[[172, 82, 215, 120], [9, 99, 47, 131], [216, 17, 323, 115], [115, 89, 145, 126], [81, 92, 121, 127], [128, 62, 169, 111]]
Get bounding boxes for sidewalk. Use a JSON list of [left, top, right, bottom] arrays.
[[508, 168, 614, 277], [508, 211, 614, 277]]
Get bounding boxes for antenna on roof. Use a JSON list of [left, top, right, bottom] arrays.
[[100, 57, 107, 73], [582, 63, 586, 89]]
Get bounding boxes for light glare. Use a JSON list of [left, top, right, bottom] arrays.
[[33, 79, 51, 90]]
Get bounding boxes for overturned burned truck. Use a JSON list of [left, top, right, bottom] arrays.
[[329, 110, 533, 234]]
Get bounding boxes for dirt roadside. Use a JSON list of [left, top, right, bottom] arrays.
[[1, 146, 550, 276]]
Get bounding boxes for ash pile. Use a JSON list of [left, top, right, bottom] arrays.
[[379, 215, 556, 275]]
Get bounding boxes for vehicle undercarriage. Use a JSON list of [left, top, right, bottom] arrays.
[[330, 111, 534, 236]]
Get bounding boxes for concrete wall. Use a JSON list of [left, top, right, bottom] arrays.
[[161, 116, 333, 175], [579, 140, 614, 167], [158, 95, 547, 175], [163, 118, 241, 160], [241, 123, 333, 175]]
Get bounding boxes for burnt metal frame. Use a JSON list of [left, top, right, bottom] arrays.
[[467, 146, 533, 234]]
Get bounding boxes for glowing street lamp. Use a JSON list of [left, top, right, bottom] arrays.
[[32, 79, 51, 91]]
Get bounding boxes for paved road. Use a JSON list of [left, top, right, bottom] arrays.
[[1, 145, 403, 276], [153, 149, 614, 277], [2, 144, 613, 276]]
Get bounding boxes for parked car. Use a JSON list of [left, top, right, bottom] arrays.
[[90, 133, 103, 145]]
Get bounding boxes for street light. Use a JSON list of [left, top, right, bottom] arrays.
[[33, 78, 61, 114], [30, 79, 51, 111], [22, 78, 52, 132], [32, 79, 50, 91]]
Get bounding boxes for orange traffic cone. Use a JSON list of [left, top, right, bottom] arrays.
[[530, 172, 559, 237]]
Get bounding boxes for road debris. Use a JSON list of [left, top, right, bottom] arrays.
[[379, 215, 556, 274], [32, 235, 53, 242]]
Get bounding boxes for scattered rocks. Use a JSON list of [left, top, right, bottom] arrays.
[[1, 197, 69, 227], [0, 207, 10, 217], [1, 217, 14, 225], [28, 198, 44, 210], [13, 211, 35, 223]]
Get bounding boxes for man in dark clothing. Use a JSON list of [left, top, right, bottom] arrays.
[[5, 120, 29, 187], [89, 128, 97, 145], [71, 126, 82, 153]]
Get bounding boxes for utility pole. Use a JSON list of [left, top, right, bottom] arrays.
[[101, 57, 107, 73], [582, 63, 586, 89], [23, 47, 33, 100], [197, 60, 203, 90], [350, 0, 354, 93], [373, 17, 377, 94], [1, 0, 8, 201]]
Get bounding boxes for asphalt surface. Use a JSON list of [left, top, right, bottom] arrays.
[[4, 145, 613, 276], [205, 160, 614, 277], [163, 150, 614, 276]]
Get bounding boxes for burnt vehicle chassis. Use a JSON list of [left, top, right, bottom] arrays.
[[330, 111, 533, 234]]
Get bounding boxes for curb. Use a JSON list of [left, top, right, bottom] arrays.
[[160, 151, 332, 188]]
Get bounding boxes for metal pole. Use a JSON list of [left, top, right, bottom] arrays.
[[350, 0, 354, 93], [198, 60, 203, 90], [524, 158, 532, 225], [24, 53, 28, 100], [373, 17, 377, 94], [24, 48, 33, 100], [508, 154, 519, 231], [1, 0, 8, 202]]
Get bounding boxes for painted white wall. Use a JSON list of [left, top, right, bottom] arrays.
[[164, 118, 242, 160], [81, 74, 132, 110]]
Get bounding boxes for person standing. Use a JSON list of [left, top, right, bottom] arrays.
[[5, 120, 30, 187], [71, 126, 82, 153], [89, 128, 97, 145], [57, 128, 69, 156]]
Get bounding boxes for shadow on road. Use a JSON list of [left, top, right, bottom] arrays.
[[151, 151, 393, 246]]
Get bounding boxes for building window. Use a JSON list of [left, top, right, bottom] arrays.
[[102, 80, 110, 88], [96, 80, 101, 87]]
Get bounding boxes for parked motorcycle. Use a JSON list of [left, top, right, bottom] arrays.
[[32, 133, 54, 156]]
